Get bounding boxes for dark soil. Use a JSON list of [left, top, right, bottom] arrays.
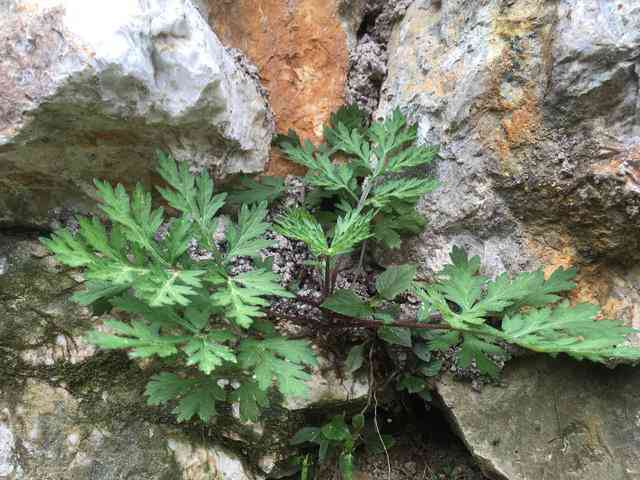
[[291, 398, 488, 480], [353, 400, 487, 480]]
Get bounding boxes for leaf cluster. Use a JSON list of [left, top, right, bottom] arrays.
[[290, 413, 393, 480], [419, 247, 640, 375], [275, 106, 438, 252], [42, 152, 315, 423], [40, 106, 640, 462], [321, 248, 640, 389]]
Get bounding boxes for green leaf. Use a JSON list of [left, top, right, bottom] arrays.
[[211, 269, 292, 329], [419, 359, 443, 377], [86, 320, 181, 358], [318, 438, 330, 464], [378, 326, 412, 347], [509, 267, 577, 309], [234, 269, 294, 299], [136, 269, 205, 307], [225, 175, 286, 205], [72, 282, 129, 306], [339, 452, 354, 480], [376, 264, 416, 300], [94, 180, 166, 264], [373, 220, 402, 250], [230, 380, 269, 423], [156, 152, 226, 252], [324, 104, 368, 151], [328, 209, 374, 256], [41, 230, 94, 268], [457, 334, 506, 378], [345, 344, 366, 373], [322, 290, 372, 319], [225, 202, 273, 260], [351, 413, 365, 431], [321, 415, 351, 441], [501, 301, 640, 362], [77, 217, 125, 262], [397, 374, 426, 394], [274, 128, 302, 150], [418, 390, 433, 402], [436, 247, 485, 313], [238, 337, 316, 398], [182, 336, 236, 374], [145, 373, 226, 422], [428, 331, 461, 351], [279, 138, 358, 197], [274, 208, 330, 257], [290, 427, 321, 445], [369, 178, 438, 209], [412, 342, 432, 362], [163, 217, 192, 263], [385, 144, 438, 173]]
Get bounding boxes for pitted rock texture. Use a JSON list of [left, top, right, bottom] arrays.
[[0, 380, 257, 480], [437, 355, 640, 480], [0, 0, 273, 228], [0, 234, 369, 479], [209, 0, 355, 176], [345, 0, 413, 115], [378, 0, 640, 328]]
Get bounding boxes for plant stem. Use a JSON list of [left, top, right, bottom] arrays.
[[267, 309, 452, 331], [323, 256, 332, 298], [357, 239, 368, 270]]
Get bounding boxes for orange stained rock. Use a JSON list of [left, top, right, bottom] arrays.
[[525, 233, 630, 321], [209, 0, 349, 176]]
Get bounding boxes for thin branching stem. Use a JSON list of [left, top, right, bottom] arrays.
[[323, 256, 332, 298]]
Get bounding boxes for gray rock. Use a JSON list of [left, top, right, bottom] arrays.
[[437, 355, 640, 480], [345, 0, 413, 115], [380, 4, 640, 476], [378, 0, 640, 274], [0, 379, 257, 480], [0, 0, 273, 228]]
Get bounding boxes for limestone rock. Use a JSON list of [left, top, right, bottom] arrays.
[[437, 355, 640, 480], [0, 0, 273, 228], [0, 379, 257, 480], [379, 0, 640, 325]]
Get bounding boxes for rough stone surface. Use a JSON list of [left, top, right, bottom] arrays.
[[345, 0, 413, 115], [0, 233, 368, 479], [0, 379, 258, 480], [0, 0, 273, 228], [209, 0, 355, 176], [437, 355, 640, 480], [379, 0, 640, 327], [283, 352, 369, 411]]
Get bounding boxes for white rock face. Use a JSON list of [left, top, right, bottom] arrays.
[[167, 438, 258, 480], [0, 423, 16, 477], [0, 0, 273, 227]]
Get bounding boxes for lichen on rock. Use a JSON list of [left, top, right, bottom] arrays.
[[378, 0, 640, 325]]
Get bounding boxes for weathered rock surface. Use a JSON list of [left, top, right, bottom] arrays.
[[0, 234, 368, 479], [345, 0, 413, 115], [209, 0, 356, 176], [0, 380, 258, 480], [0, 0, 273, 228], [437, 355, 640, 480], [379, 0, 640, 327]]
